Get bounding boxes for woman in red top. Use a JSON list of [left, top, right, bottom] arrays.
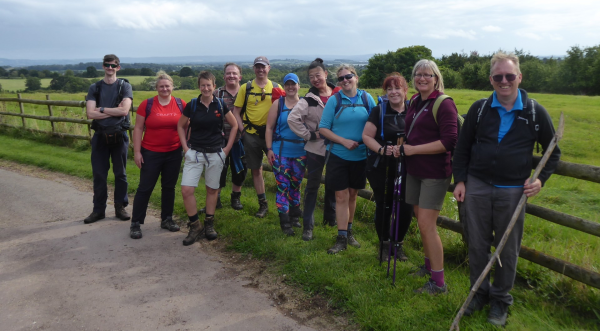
[[130, 71, 186, 239]]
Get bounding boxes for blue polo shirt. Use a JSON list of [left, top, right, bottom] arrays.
[[491, 90, 524, 188]]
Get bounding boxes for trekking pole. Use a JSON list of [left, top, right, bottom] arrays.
[[387, 134, 405, 284], [450, 113, 564, 331], [379, 144, 390, 265]]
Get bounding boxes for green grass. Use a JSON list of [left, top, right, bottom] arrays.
[[0, 78, 53, 91], [1, 89, 599, 330]]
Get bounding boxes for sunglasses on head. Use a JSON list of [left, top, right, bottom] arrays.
[[337, 73, 355, 82], [492, 74, 517, 82], [103, 63, 118, 68]]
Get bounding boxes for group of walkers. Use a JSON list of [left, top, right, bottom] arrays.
[[83, 51, 560, 327]]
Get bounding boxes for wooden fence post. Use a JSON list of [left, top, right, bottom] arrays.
[[46, 95, 55, 134], [17, 93, 26, 128]]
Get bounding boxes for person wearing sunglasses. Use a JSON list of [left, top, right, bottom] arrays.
[[232, 56, 280, 218], [84, 54, 133, 224], [452, 51, 560, 326], [400, 59, 458, 295], [287, 58, 341, 241], [319, 64, 376, 254]]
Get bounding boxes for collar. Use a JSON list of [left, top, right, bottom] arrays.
[[491, 90, 523, 112]]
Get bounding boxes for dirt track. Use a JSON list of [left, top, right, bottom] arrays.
[[0, 164, 347, 331]]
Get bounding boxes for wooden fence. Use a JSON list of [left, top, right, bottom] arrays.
[[1, 95, 599, 289]]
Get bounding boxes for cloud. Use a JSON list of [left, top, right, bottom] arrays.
[[482, 26, 502, 32], [426, 29, 478, 41]]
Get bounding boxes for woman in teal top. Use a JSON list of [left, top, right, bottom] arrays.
[[319, 64, 376, 254], [266, 73, 307, 236]]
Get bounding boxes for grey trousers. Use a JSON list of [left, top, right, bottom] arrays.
[[463, 175, 525, 306]]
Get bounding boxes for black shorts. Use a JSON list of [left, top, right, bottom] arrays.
[[325, 153, 367, 191]]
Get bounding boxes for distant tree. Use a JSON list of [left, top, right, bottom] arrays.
[[520, 60, 548, 92], [18, 68, 29, 76], [28, 69, 40, 77], [120, 68, 141, 75], [360, 46, 434, 88], [440, 52, 470, 72], [179, 77, 196, 90], [64, 69, 75, 77], [179, 67, 195, 77], [25, 77, 42, 91], [0, 67, 6, 77], [84, 66, 99, 78], [460, 62, 490, 90], [0, 82, 3, 92], [439, 67, 462, 89], [140, 67, 155, 76]]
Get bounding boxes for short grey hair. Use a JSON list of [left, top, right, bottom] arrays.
[[490, 51, 521, 75], [411, 59, 444, 93]]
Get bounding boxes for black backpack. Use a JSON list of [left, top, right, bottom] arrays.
[[89, 78, 132, 130]]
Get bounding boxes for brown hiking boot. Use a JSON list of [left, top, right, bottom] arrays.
[[255, 198, 268, 218], [327, 235, 347, 254], [183, 220, 203, 246], [161, 216, 180, 232], [279, 213, 295, 236], [230, 192, 243, 210], [114, 203, 130, 220], [347, 229, 361, 248], [204, 216, 218, 241]]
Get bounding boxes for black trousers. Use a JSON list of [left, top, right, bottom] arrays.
[[303, 151, 336, 229], [131, 147, 183, 224], [91, 132, 129, 213], [366, 156, 412, 242]]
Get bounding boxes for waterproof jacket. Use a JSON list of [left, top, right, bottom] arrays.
[[453, 89, 561, 186], [287, 83, 339, 156]]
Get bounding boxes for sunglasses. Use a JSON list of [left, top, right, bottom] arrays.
[[337, 73, 355, 82], [255, 88, 266, 105], [492, 74, 517, 82], [103, 63, 118, 68]]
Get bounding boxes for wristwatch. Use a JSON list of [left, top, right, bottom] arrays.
[[100, 107, 105, 113]]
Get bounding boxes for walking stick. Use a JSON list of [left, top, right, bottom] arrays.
[[379, 143, 391, 265], [387, 134, 405, 284], [449, 113, 564, 331]]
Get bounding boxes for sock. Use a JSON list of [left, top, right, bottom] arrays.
[[347, 223, 353, 230], [338, 230, 348, 237], [431, 269, 445, 287], [425, 257, 431, 272], [217, 192, 221, 198], [257, 193, 266, 200], [188, 213, 199, 223], [206, 213, 214, 219]]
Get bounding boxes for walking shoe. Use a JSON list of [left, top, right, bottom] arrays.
[[160, 216, 180, 232], [130, 222, 142, 239], [290, 206, 302, 228], [83, 211, 105, 224], [347, 229, 361, 248], [230, 192, 243, 210], [394, 242, 409, 262], [302, 229, 313, 241], [327, 235, 347, 254], [408, 265, 431, 278], [279, 213, 295, 236], [255, 198, 268, 218], [183, 220, 203, 246], [464, 293, 489, 316], [199, 198, 223, 214], [114, 203, 130, 220], [487, 300, 508, 326], [378, 241, 390, 262], [204, 216, 218, 241], [414, 279, 448, 295]]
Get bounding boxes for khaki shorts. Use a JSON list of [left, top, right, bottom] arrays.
[[181, 149, 225, 189], [405, 174, 451, 210], [243, 133, 267, 170]]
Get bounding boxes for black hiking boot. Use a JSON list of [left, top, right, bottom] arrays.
[[183, 220, 203, 246], [302, 229, 313, 241], [255, 198, 268, 218], [130, 222, 142, 239], [161, 216, 180, 232], [327, 235, 347, 254], [347, 228, 361, 248], [279, 213, 295, 236], [378, 241, 390, 262], [487, 300, 508, 326], [465, 293, 489, 316], [230, 192, 243, 210], [393, 242, 409, 262], [83, 211, 105, 224], [114, 203, 130, 220], [204, 216, 218, 241], [409, 265, 431, 278], [289, 205, 302, 228]]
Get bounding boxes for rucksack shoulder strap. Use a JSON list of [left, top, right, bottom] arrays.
[[145, 97, 154, 117], [175, 97, 184, 113], [431, 94, 452, 125]]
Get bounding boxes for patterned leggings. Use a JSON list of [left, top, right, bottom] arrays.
[[273, 154, 307, 214]]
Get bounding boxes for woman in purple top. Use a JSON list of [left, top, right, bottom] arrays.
[[398, 59, 457, 294]]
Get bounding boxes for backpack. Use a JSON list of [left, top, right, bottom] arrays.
[[324, 90, 373, 146], [89, 78, 132, 130], [144, 97, 184, 118], [240, 80, 280, 137], [272, 96, 305, 160], [186, 97, 225, 144], [376, 95, 410, 141]]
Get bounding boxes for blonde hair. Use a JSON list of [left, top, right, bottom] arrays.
[[336, 64, 358, 78], [154, 70, 174, 89], [411, 59, 444, 93], [490, 51, 521, 74]]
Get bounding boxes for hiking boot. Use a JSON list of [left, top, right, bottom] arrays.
[[199, 198, 223, 214], [161, 216, 180, 232], [394, 242, 409, 262], [83, 211, 105, 224], [378, 241, 390, 262], [408, 265, 431, 278], [347, 229, 361, 248], [230, 192, 243, 210], [183, 220, 203, 246], [302, 229, 313, 241], [130, 222, 142, 239], [464, 293, 489, 316], [114, 203, 130, 220], [255, 198, 268, 218], [279, 213, 295, 236], [414, 279, 448, 295], [204, 216, 218, 241], [327, 235, 347, 254], [290, 206, 302, 228], [487, 300, 508, 326]]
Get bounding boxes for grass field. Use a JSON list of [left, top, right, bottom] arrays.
[[0, 89, 599, 330], [0, 76, 150, 92]]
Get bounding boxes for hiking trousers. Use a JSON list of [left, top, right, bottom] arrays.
[[303, 151, 336, 229], [91, 132, 129, 213]]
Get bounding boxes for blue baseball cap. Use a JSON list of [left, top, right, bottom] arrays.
[[283, 73, 299, 84]]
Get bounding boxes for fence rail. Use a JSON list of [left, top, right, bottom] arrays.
[[2, 95, 599, 290]]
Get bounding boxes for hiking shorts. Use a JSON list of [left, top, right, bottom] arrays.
[[181, 149, 225, 189], [325, 153, 367, 191], [243, 133, 267, 170], [405, 174, 451, 210]]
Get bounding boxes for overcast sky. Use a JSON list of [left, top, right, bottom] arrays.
[[1, 0, 599, 61]]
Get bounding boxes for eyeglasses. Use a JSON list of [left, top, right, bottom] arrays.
[[103, 63, 118, 68], [414, 74, 435, 79], [492, 74, 518, 82], [337, 74, 355, 82]]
